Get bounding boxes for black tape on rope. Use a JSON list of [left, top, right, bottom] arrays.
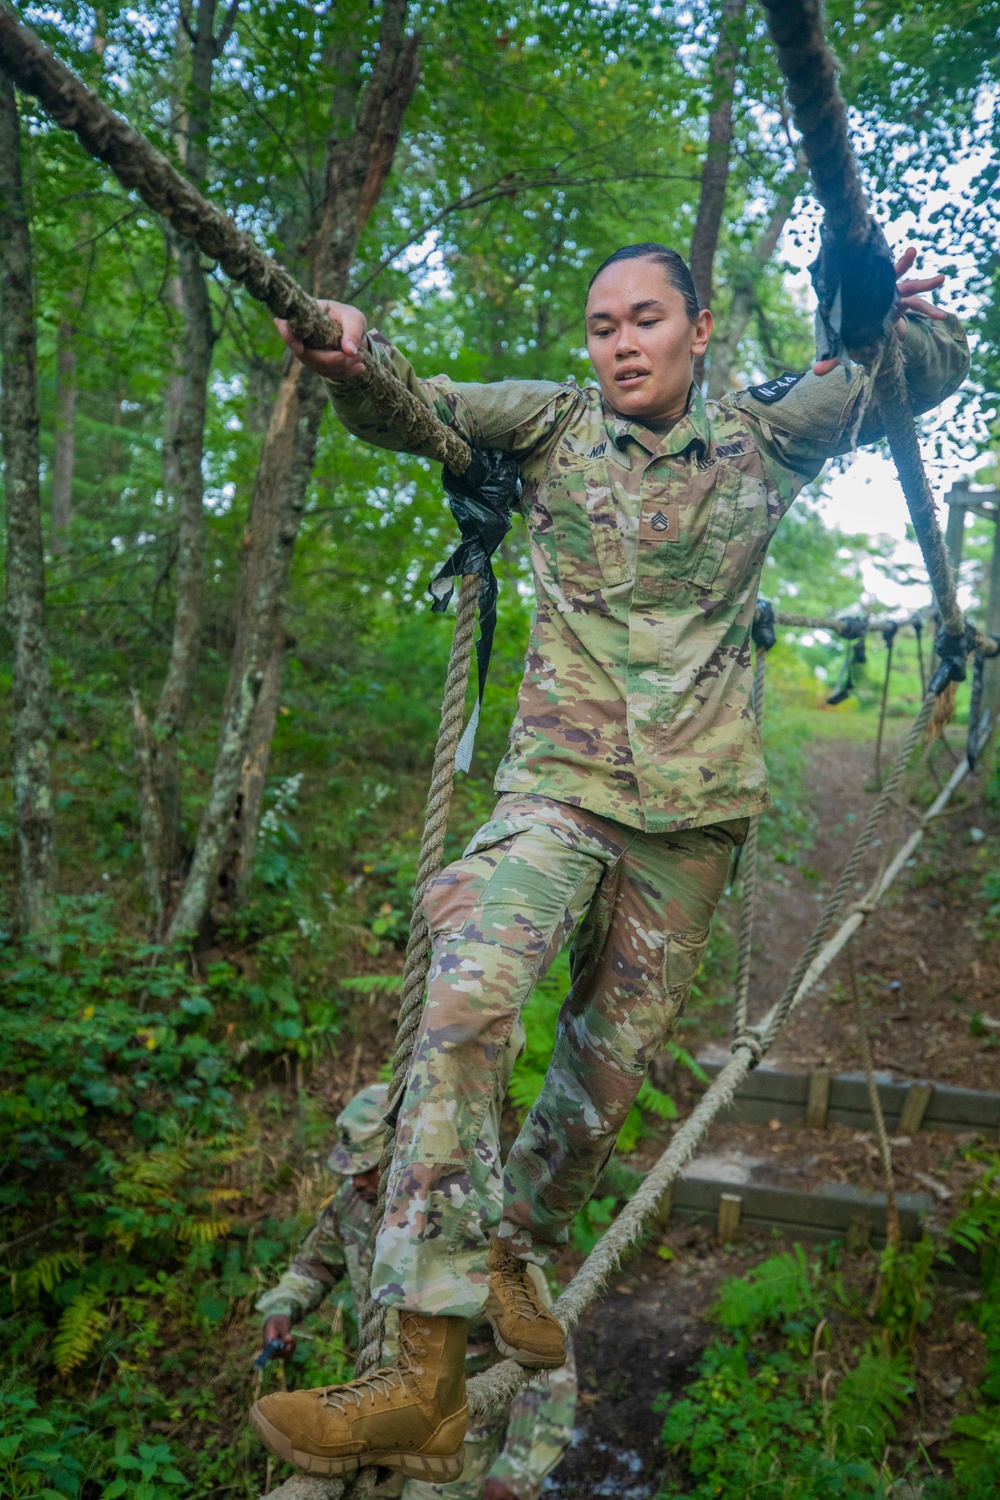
[[928, 620, 979, 697], [431, 449, 522, 770], [752, 595, 777, 652], [826, 610, 869, 705], [810, 221, 898, 367]]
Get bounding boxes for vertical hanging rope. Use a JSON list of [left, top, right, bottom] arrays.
[[334, 575, 480, 1500], [353, 574, 480, 1380], [759, 0, 965, 646], [873, 623, 897, 790], [732, 644, 768, 1048]]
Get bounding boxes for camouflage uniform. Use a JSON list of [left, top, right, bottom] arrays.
[[326, 313, 969, 1317], [256, 1182, 576, 1499], [255, 1087, 576, 1499]]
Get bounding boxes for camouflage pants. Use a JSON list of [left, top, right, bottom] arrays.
[[372, 794, 742, 1317]]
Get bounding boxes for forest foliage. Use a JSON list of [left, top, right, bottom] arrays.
[[1, 0, 1000, 1494]]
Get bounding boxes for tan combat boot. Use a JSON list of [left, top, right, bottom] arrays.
[[248, 1311, 467, 1480], [484, 1237, 566, 1369]]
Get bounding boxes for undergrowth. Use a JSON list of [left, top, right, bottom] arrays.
[[656, 1160, 1000, 1499]]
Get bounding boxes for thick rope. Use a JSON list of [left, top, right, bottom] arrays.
[[0, 6, 472, 477], [732, 645, 767, 1046], [355, 573, 480, 1379], [770, 608, 998, 658], [759, 0, 963, 642]]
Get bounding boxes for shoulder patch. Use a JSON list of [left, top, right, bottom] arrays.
[[747, 370, 805, 405]]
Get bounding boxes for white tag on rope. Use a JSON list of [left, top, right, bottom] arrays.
[[454, 699, 481, 774]]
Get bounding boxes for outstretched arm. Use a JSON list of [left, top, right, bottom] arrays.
[[727, 249, 968, 500], [276, 299, 576, 466]]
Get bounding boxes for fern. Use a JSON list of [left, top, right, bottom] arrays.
[[616, 1079, 677, 1155], [52, 1285, 109, 1375], [715, 1247, 817, 1334], [664, 1040, 709, 1084], [177, 1216, 233, 1245], [339, 974, 404, 995], [828, 1345, 913, 1460], [10, 1250, 84, 1305]]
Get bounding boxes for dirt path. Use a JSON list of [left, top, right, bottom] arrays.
[[545, 729, 1000, 1495], [736, 732, 1000, 1087]]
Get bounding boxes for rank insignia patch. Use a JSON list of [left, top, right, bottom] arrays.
[[650, 511, 670, 532]]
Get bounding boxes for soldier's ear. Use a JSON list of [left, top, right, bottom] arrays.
[[692, 308, 713, 357]]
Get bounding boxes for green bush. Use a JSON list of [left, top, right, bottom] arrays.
[[656, 1250, 914, 1499]]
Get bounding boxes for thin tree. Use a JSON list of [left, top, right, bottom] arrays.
[[166, 0, 420, 940], [689, 0, 747, 387], [0, 76, 56, 935], [133, 0, 237, 930], [706, 153, 806, 399], [50, 310, 78, 552]]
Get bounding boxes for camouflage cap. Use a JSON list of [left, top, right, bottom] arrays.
[[327, 1083, 389, 1175]]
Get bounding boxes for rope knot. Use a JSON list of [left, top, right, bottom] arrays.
[[732, 1031, 765, 1068]]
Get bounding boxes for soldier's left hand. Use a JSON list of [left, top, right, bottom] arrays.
[[483, 1483, 519, 1500], [813, 247, 948, 376]]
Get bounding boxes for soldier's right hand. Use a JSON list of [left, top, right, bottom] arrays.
[[274, 299, 368, 381], [262, 1314, 296, 1359]]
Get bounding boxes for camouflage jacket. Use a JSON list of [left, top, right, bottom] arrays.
[[255, 1181, 576, 1498], [327, 313, 968, 832]]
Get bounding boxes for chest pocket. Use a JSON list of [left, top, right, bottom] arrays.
[[547, 458, 630, 601], [677, 460, 773, 597]]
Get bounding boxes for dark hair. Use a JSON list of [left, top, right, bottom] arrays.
[[587, 243, 701, 323]]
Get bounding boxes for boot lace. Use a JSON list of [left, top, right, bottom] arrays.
[[497, 1247, 545, 1320], [318, 1316, 424, 1411]]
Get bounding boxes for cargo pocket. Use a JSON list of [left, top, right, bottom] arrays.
[[664, 922, 712, 1003], [422, 820, 532, 941], [608, 922, 712, 1074]]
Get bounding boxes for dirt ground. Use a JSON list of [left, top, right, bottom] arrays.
[[729, 731, 1000, 1088], [542, 730, 1000, 1496]]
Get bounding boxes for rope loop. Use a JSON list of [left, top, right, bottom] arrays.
[[731, 1031, 765, 1067]]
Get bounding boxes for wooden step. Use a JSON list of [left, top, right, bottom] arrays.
[[695, 1056, 1000, 1136]]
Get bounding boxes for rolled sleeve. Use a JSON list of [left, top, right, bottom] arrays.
[[254, 1203, 348, 1325], [726, 310, 970, 498], [325, 333, 578, 468]]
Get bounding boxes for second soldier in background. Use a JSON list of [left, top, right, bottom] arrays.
[[255, 1085, 577, 1499]]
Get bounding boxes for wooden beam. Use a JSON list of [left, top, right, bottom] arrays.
[[717, 1193, 742, 1242], [897, 1081, 934, 1137], [806, 1069, 832, 1129]]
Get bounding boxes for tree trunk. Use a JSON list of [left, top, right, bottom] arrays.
[[50, 317, 77, 553], [706, 159, 806, 400], [232, 636, 286, 905], [167, 1, 419, 941], [689, 0, 747, 387], [131, 0, 231, 926], [0, 76, 56, 936], [153, 227, 213, 882]]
